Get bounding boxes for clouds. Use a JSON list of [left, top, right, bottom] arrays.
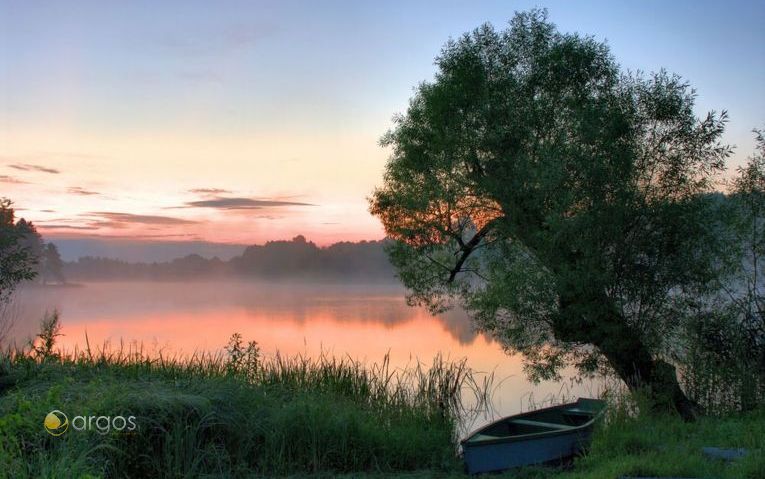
[[157, 23, 276, 58], [37, 224, 100, 231], [0, 175, 29, 184], [68, 187, 101, 196], [185, 196, 314, 210], [180, 190, 315, 211], [30, 188, 315, 240], [36, 211, 198, 233], [90, 212, 199, 226], [188, 188, 232, 194], [8, 163, 60, 174], [9, 154, 330, 241]]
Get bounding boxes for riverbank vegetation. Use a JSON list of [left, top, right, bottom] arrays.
[[0, 313, 494, 478], [0, 319, 763, 478]]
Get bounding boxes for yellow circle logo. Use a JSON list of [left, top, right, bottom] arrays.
[[44, 410, 68, 436]]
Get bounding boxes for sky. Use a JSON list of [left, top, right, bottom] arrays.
[[2, 0, 764, 248]]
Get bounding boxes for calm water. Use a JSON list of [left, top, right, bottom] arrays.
[[9, 281, 601, 425]]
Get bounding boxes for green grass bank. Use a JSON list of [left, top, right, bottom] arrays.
[[0, 336, 480, 478], [0, 335, 762, 478]]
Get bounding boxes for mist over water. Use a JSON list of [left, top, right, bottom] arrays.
[[9, 281, 601, 422]]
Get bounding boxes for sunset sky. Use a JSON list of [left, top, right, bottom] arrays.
[[2, 0, 764, 247]]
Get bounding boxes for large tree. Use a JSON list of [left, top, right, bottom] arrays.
[[370, 10, 730, 419]]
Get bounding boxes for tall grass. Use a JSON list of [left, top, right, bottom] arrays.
[[0, 324, 493, 478], [678, 310, 764, 415]]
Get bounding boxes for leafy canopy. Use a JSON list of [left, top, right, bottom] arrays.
[[370, 10, 730, 380]]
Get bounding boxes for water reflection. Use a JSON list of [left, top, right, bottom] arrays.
[[12, 282, 481, 346], [8, 281, 601, 420]]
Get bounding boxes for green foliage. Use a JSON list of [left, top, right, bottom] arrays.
[[676, 129, 765, 414], [30, 310, 63, 361], [557, 401, 765, 479], [41, 243, 65, 285], [224, 332, 261, 379], [0, 332, 485, 478], [369, 9, 730, 400], [680, 308, 764, 414], [727, 128, 765, 372], [1, 321, 761, 478], [0, 198, 38, 305]]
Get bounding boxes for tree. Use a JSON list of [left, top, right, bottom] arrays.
[[14, 217, 44, 277], [676, 130, 765, 413], [370, 10, 730, 419], [730, 129, 765, 328], [730, 129, 765, 408], [1, 198, 38, 345], [0, 198, 37, 304], [42, 243, 65, 285], [714, 128, 764, 409]]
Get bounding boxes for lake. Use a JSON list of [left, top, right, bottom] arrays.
[[7, 281, 602, 427]]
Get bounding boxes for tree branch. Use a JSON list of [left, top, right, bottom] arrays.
[[447, 222, 494, 283]]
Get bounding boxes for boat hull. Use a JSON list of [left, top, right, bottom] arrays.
[[462, 423, 594, 474], [461, 398, 604, 474]]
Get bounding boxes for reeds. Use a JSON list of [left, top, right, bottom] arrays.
[[0, 331, 493, 477]]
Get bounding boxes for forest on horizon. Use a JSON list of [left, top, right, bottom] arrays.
[[60, 235, 396, 281]]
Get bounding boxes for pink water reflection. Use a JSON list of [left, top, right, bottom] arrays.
[[13, 282, 601, 418]]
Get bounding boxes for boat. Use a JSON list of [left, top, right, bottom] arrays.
[[461, 397, 606, 474]]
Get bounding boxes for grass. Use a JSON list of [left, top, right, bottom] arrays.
[[0, 314, 762, 478], [287, 404, 765, 479], [0, 328, 490, 478], [546, 399, 765, 479]]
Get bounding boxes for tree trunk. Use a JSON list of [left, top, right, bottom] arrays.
[[596, 323, 700, 421], [555, 293, 700, 420]]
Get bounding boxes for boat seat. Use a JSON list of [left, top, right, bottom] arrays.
[[563, 408, 594, 416], [510, 419, 571, 430], [469, 433, 501, 442]]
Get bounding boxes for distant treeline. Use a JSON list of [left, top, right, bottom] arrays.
[[63, 236, 397, 281]]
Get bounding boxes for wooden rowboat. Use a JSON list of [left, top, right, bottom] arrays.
[[461, 398, 606, 474]]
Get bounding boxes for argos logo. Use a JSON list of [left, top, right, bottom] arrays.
[[44, 410, 137, 435], [43, 410, 69, 436]]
